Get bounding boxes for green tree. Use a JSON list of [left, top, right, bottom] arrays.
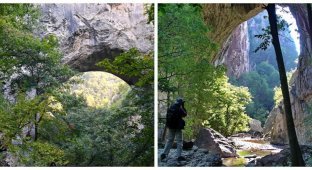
[[97, 48, 153, 87], [231, 70, 273, 124], [0, 93, 70, 166], [0, 4, 76, 166], [158, 4, 219, 104], [0, 4, 74, 142], [198, 76, 252, 137]]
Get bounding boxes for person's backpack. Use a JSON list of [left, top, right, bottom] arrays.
[[166, 104, 180, 128]]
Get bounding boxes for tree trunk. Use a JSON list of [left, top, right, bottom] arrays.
[[307, 4, 312, 50], [34, 114, 38, 141], [266, 4, 305, 166], [161, 77, 170, 142], [225, 105, 230, 137]]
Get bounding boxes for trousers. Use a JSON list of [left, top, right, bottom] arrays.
[[162, 128, 183, 157]]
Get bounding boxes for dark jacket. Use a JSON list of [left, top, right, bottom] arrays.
[[166, 103, 187, 129]]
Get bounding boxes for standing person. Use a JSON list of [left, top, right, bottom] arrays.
[[160, 98, 187, 161]]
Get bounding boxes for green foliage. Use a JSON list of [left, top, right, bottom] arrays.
[[158, 3, 219, 104], [0, 92, 73, 166], [190, 76, 252, 137], [55, 86, 154, 166], [0, 94, 42, 144], [0, 26, 74, 95], [144, 4, 154, 24], [273, 70, 296, 106], [0, 4, 75, 163], [10, 141, 68, 166], [231, 70, 274, 124], [230, 61, 286, 124], [274, 86, 283, 105], [97, 48, 153, 87], [0, 4, 40, 31], [68, 72, 130, 109]]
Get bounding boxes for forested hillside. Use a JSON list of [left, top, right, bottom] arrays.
[[69, 72, 130, 108]]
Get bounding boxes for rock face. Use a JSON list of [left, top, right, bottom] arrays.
[[158, 147, 223, 167], [38, 3, 153, 84], [218, 22, 250, 78], [249, 118, 263, 133], [194, 128, 238, 158], [263, 4, 312, 145], [202, 4, 263, 63], [263, 104, 288, 145]]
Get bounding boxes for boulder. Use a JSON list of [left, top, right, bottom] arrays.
[[194, 128, 238, 158], [263, 104, 288, 145], [249, 118, 263, 133], [249, 145, 312, 166]]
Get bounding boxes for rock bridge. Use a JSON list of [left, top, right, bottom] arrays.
[[39, 3, 154, 85]]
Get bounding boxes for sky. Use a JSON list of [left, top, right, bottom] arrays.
[[276, 5, 301, 55]]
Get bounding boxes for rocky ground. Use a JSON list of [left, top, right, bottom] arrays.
[[158, 128, 305, 167], [158, 147, 222, 167]]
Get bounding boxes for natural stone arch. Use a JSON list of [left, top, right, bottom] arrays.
[[63, 47, 139, 85], [39, 3, 154, 86]]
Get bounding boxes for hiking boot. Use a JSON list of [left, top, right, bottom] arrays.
[[177, 156, 186, 161], [160, 153, 166, 161]]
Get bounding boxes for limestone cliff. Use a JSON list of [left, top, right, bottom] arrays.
[[38, 3, 153, 84], [218, 22, 250, 77]]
